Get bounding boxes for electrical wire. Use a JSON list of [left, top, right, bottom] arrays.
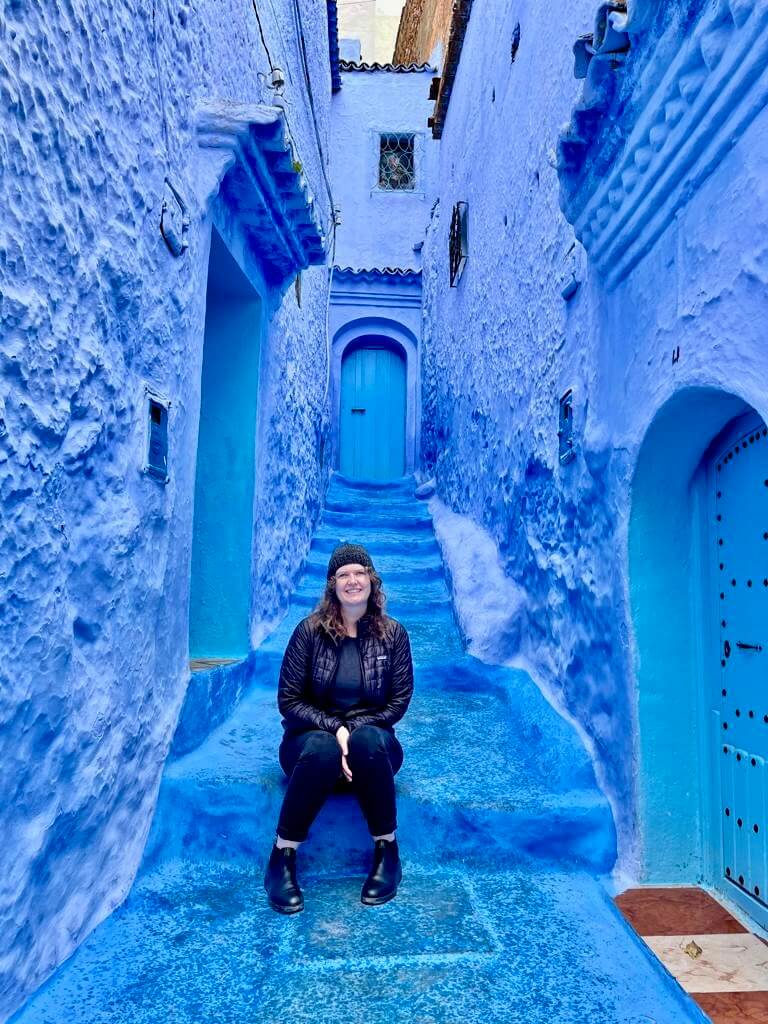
[[290, 0, 336, 218], [249, 1, 338, 398], [288, 0, 338, 405], [250, 0, 336, 240], [250, 0, 276, 71]]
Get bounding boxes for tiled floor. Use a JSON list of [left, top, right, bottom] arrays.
[[616, 886, 768, 1023]]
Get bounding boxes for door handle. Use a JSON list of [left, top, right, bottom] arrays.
[[736, 641, 763, 652], [351, 408, 366, 414]]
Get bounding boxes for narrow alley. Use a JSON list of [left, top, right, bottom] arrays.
[[3, 1, 768, 1022], [13, 478, 698, 1024]]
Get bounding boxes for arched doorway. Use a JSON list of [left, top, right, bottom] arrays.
[[629, 387, 768, 929], [339, 338, 407, 480]]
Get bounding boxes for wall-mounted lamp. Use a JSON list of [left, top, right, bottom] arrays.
[[269, 67, 286, 94]]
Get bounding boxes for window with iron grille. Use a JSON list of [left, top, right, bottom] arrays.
[[378, 134, 416, 191], [449, 201, 468, 286]]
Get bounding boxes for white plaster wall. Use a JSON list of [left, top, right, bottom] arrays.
[[331, 69, 438, 269], [0, 0, 333, 1017], [419, 0, 768, 874]]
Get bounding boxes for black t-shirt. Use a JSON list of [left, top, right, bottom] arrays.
[[328, 636, 363, 716]]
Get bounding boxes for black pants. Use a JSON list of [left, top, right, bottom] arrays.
[[276, 725, 404, 843]]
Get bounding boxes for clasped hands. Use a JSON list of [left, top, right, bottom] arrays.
[[335, 725, 353, 782]]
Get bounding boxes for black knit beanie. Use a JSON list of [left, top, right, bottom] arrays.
[[327, 543, 375, 579]]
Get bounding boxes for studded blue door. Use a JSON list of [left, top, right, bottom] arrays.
[[340, 345, 406, 481], [714, 414, 768, 917]]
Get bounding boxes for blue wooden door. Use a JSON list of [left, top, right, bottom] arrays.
[[340, 345, 406, 480], [712, 413, 768, 921]]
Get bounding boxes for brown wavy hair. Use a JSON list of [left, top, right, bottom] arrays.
[[311, 567, 388, 642]]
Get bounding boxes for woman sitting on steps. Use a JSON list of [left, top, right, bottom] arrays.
[[264, 543, 414, 914]]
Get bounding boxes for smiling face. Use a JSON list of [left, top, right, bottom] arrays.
[[333, 563, 372, 611]]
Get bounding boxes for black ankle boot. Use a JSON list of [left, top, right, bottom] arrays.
[[361, 839, 402, 906], [264, 845, 304, 914]]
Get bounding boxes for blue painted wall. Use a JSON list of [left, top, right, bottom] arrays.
[[0, 0, 334, 1016], [418, 0, 768, 891], [330, 67, 438, 270]]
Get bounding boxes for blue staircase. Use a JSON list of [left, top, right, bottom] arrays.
[[12, 475, 709, 1024]]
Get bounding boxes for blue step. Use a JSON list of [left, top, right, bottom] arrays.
[[311, 531, 441, 556], [11, 474, 658, 1024], [321, 508, 434, 531], [328, 472, 418, 495], [142, 656, 614, 876]]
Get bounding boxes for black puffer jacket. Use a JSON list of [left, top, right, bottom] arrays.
[[278, 614, 414, 738]]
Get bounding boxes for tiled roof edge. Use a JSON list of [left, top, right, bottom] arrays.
[[333, 266, 422, 284], [196, 103, 327, 281], [340, 60, 435, 73]]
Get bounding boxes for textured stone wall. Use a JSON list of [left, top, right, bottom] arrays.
[[0, 0, 332, 1017], [420, 0, 768, 875], [394, 0, 453, 64]]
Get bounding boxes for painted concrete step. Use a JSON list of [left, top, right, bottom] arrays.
[[289, 598, 454, 621], [325, 487, 430, 503], [328, 472, 418, 494], [12, 861, 708, 1024], [144, 657, 615, 876], [320, 508, 434, 531], [323, 495, 429, 515], [323, 483, 425, 505], [146, 752, 612, 879], [286, 597, 455, 623], [311, 531, 441, 556]]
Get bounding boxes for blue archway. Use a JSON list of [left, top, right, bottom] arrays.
[[331, 316, 420, 476], [628, 387, 763, 909]]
